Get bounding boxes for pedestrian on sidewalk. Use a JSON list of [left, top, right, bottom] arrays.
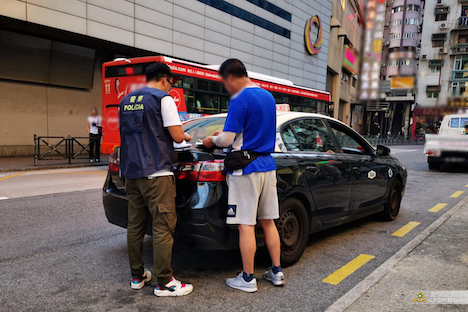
[[119, 62, 193, 297], [202, 59, 284, 292], [87, 107, 102, 163]]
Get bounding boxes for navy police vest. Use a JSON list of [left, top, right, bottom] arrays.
[[119, 87, 174, 179]]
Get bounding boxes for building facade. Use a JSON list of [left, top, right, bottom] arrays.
[[326, 0, 364, 132], [416, 0, 468, 129], [0, 0, 331, 156], [377, 0, 423, 136]]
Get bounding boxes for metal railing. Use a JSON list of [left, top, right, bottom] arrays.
[[34, 135, 98, 166], [363, 134, 425, 146]]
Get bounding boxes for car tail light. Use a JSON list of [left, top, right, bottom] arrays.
[[109, 153, 119, 174], [177, 160, 225, 182]]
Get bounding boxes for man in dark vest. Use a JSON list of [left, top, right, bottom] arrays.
[[119, 62, 193, 297]]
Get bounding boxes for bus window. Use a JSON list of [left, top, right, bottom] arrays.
[[196, 92, 219, 113], [210, 81, 221, 93], [220, 96, 229, 112], [183, 77, 196, 89], [198, 79, 209, 91], [271, 92, 283, 104], [173, 75, 183, 88]]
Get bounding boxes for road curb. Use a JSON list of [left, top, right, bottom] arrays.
[[0, 162, 108, 173], [325, 194, 468, 312]]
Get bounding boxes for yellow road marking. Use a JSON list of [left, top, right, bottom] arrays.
[[451, 191, 464, 198], [322, 254, 375, 285], [392, 221, 421, 237], [465, 185, 468, 188], [429, 203, 448, 213], [0, 172, 25, 182]]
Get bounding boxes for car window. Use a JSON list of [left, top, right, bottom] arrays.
[[182, 117, 226, 142], [281, 125, 300, 151], [328, 121, 370, 155], [451, 118, 460, 128], [461, 118, 468, 127], [282, 118, 337, 153]]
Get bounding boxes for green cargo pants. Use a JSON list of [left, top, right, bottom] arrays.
[[125, 175, 177, 285]]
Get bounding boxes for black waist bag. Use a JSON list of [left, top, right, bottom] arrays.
[[224, 150, 267, 171]]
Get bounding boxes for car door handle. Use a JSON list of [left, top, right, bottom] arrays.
[[306, 166, 320, 175], [352, 166, 362, 175]]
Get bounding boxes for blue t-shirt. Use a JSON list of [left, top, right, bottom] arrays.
[[223, 86, 277, 175]]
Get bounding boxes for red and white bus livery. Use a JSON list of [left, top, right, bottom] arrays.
[[101, 56, 330, 154]]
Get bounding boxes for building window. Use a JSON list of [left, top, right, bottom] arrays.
[[428, 60, 442, 73], [432, 33, 446, 47], [407, 4, 420, 12], [403, 32, 416, 39], [426, 86, 439, 98], [341, 70, 350, 83], [405, 18, 419, 25], [435, 13, 448, 21], [451, 82, 467, 96], [389, 33, 402, 40], [392, 6, 405, 13]]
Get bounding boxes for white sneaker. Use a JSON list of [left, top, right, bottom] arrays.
[[154, 277, 193, 297], [264, 267, 285, 286], [89, 159, 94, 163], [130, 269, 152, 290], [226, 272, 258, 293]]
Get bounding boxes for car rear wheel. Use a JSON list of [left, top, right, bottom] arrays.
[[381, 179, 402, 221], [276, 197, 309, 267]]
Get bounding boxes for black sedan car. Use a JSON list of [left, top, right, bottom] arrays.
[[103, 112, 407, 266]]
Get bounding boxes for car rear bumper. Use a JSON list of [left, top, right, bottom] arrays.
[[103, 179, 239, 251], [428, 155, 468, 164]]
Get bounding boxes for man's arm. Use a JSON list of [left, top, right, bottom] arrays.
[[168, 126, 191, 143], [86, 120, 90, 133], [161, 96, 191, 143], [203, 131, 236, 148]]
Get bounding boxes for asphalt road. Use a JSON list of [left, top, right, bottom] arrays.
[[0, 146, 467, 312]]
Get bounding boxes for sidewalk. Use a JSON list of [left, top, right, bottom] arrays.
[[0, 156, 108, 173], [344, 197, 468, 312]]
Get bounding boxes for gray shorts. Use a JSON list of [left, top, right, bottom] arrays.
[[226, 170, 279, 225]]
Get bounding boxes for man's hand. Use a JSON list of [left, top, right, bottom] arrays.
[[183, 132, 192, 142], [202, 136, 214, 148]]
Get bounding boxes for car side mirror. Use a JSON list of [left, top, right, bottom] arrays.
[[376, 145, 391, 157]]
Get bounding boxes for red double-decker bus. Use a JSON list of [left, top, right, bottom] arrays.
[[101, 56, 331, 154]]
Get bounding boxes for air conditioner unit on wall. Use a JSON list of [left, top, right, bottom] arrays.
[[440, 23, 448, 29], [439, 48, 444, 54], [436, 0, 444, 6], [421, 54, 428, 60]]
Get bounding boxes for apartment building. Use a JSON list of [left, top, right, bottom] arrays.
[[416, 0, 468, 128], [377, 0, 423, 136]]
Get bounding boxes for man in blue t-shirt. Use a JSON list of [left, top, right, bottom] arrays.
[[203, 59, 284, 292]]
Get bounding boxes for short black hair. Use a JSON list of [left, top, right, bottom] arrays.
[[146, 62, 173, 82], [218, 59, 248, 79]]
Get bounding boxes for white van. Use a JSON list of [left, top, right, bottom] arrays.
[[424, 113, 468, 170], [439, 114, 468, 135]]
